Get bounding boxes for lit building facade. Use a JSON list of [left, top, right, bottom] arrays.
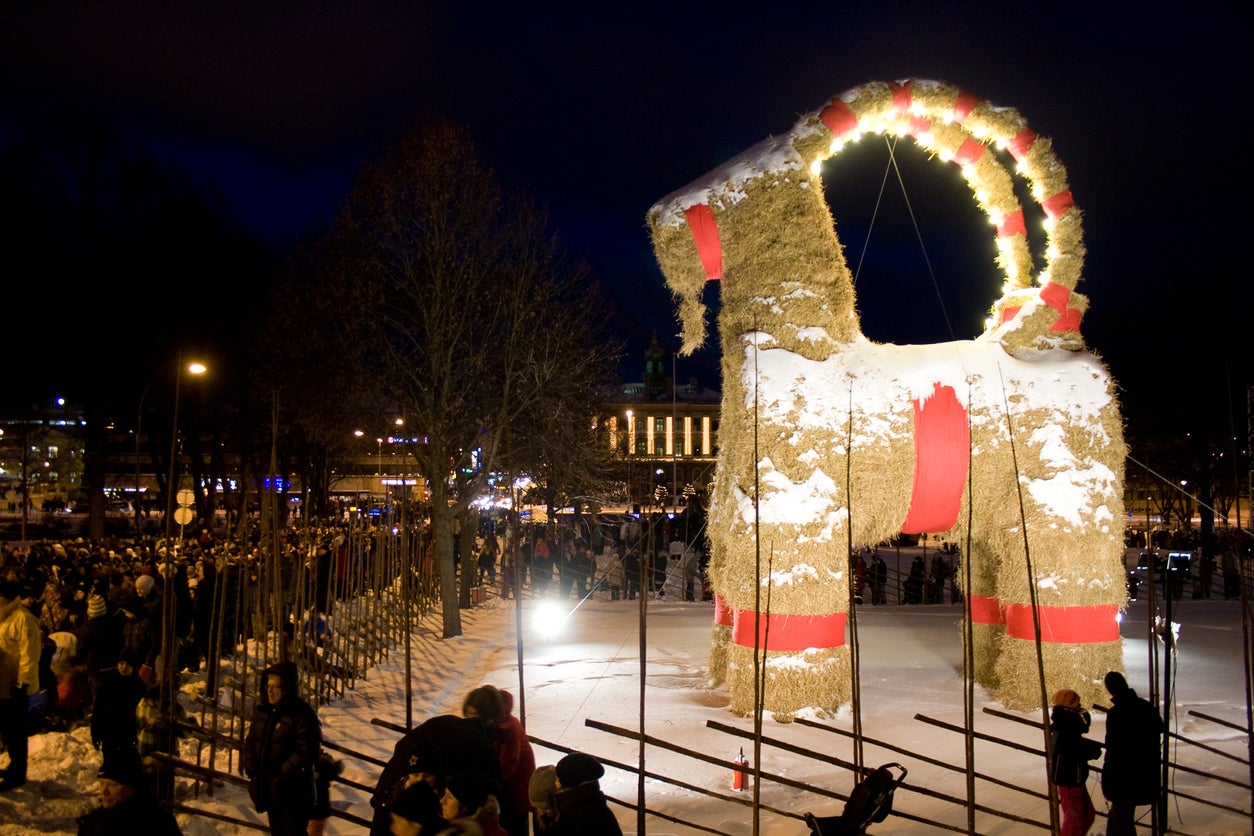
[[602, 337, 720, 512]]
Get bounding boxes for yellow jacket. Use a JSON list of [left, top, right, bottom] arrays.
[[0, 598, 41, 697]]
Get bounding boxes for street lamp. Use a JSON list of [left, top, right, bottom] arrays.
[[162, 359, 208, 548]]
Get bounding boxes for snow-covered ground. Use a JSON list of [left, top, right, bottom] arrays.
[[2, 576, 1250, 835]]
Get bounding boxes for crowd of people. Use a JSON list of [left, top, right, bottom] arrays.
[[0, 523, 635, 835], [483, 517, 709, 605]]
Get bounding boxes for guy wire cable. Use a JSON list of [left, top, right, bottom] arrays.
[[845, 379, 864, 776], [997, 363, 1060, 835]]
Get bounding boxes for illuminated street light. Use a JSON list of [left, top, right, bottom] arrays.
[[164, 359, 208, 546]]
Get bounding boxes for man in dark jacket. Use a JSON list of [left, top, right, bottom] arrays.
[[90, 649, 147, 758], [548, 752, 622, 835], [244, 661, 322, 836], [1101, 670, 1164, 835], [77, 747, 182, 835]]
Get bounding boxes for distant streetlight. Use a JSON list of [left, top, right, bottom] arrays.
[[163, 360, 208, 547]]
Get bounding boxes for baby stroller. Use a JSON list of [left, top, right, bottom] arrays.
[[804, 763, 908, 836]]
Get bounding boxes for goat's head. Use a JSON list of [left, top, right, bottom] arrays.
[[648, 79, 1089, 358]]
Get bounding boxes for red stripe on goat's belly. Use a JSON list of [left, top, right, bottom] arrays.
[[900, 383, 970, 534]]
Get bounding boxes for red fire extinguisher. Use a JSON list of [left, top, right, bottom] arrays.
[[732, 747, 750, 791]]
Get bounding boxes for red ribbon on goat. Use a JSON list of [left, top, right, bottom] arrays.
[[952, 90, 981, 122], [684, 203, 723, 280], [819, 100, 858, 139], [997, 210, 1026, 238], [1039, 281, 1082, 332], [953, 137, 986, 167], [967, 594, 1005, 625], [1041, 189, 1075, 220], [901, 383, 970, 534], [1004, 603, 1120, 643], [1008, 127, 1038, 162], [730, 606, 847, 652]]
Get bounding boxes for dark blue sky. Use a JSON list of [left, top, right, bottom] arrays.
[[2, 3, 1248, 438]]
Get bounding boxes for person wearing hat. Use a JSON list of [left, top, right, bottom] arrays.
[[244, 661, 322, 836], [483, 688, 535, 836], [91, 649, 147, 758], [1049, 688, 1099, 836], [371, 735, 446, 836], [76, 747, 181, 835], [388, 780, 449, 836], [0, 578, 41, 791], [527, 765, 558, 833], [440, 772, 506, 836], [1101, 671, 1164, 835], [549, 752, 622, 835], [76, 590, 122, 696]]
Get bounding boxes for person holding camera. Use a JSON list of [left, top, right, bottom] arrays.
[[1050, 688, 1100, 836]]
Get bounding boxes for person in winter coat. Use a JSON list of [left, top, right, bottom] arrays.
[[387, 779, 449, 835], [548, 752, 622, 836], [370, 712, 501, 836], [462, 686, 535, 836], [76, 747, 182, 836], [528, 765, 558, 833], [91, 649, 147, 758], [244, 661, 322, 836], [869, 553, 888, 605], [1101, 671, 1164, 836], [0, 579, 41, 791], [1049, 688, 1099, 836], [440, 771, 507, 836], [118, 575, 159, 670]]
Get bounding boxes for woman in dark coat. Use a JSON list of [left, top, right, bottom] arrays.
[[244, 661, 322, 836], [1049, 688, 1097, 835]]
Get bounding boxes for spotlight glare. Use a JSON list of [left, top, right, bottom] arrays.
[[533, 602, 568, 639]]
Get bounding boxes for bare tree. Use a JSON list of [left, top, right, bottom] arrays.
[[321, 120, 616, 637]]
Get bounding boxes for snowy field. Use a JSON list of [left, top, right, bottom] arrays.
[[2, 581, 1251, 835]]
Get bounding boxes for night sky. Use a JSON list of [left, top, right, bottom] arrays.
[[2, 3, 1248, 443]]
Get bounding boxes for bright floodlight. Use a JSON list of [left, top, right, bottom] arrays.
[[533, 602, 568, 640]]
